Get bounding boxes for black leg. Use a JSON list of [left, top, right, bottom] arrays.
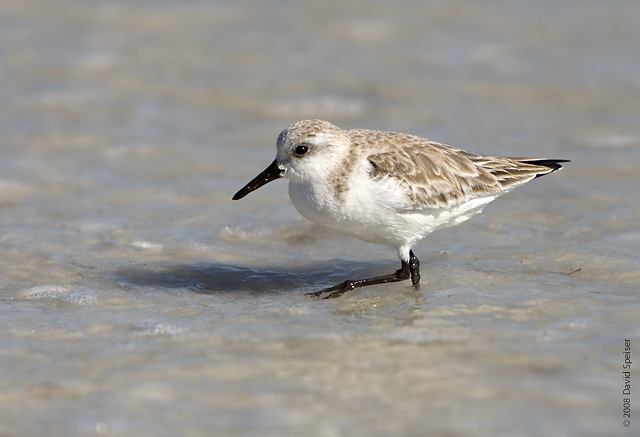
[[408, 250, 420, 285], [306, 251, 421, 299]]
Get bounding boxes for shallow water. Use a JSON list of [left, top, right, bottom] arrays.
[[1, 0, 639, 435]]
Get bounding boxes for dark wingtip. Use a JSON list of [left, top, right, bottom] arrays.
[[519, 159, 570, 178]]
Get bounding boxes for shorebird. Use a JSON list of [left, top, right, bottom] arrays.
[[233, 119, 568, 298]]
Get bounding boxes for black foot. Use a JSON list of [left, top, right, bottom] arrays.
[[305, 280, 356, 299], [306, 251, 421, 299]]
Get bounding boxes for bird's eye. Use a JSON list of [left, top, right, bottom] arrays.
[[295, 144, 309, 156]]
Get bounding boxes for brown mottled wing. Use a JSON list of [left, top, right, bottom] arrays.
[[366, 137, 567, 210]]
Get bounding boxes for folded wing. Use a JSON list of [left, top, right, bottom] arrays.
[[367, 140, 567, 210]]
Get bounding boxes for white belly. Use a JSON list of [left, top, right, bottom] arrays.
[[287, 177, 495, 254]]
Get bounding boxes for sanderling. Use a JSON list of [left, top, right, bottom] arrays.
[[233, 119, 568, 298]]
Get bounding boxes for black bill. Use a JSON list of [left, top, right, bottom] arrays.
[[232, 160, 284, 200]]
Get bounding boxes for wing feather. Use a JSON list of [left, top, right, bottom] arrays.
[[357, 131, 567, 209]]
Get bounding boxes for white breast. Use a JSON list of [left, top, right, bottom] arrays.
[[287, 165, 499, 254]]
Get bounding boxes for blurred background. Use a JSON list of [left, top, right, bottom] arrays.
[[1, 1, 638, 435]]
